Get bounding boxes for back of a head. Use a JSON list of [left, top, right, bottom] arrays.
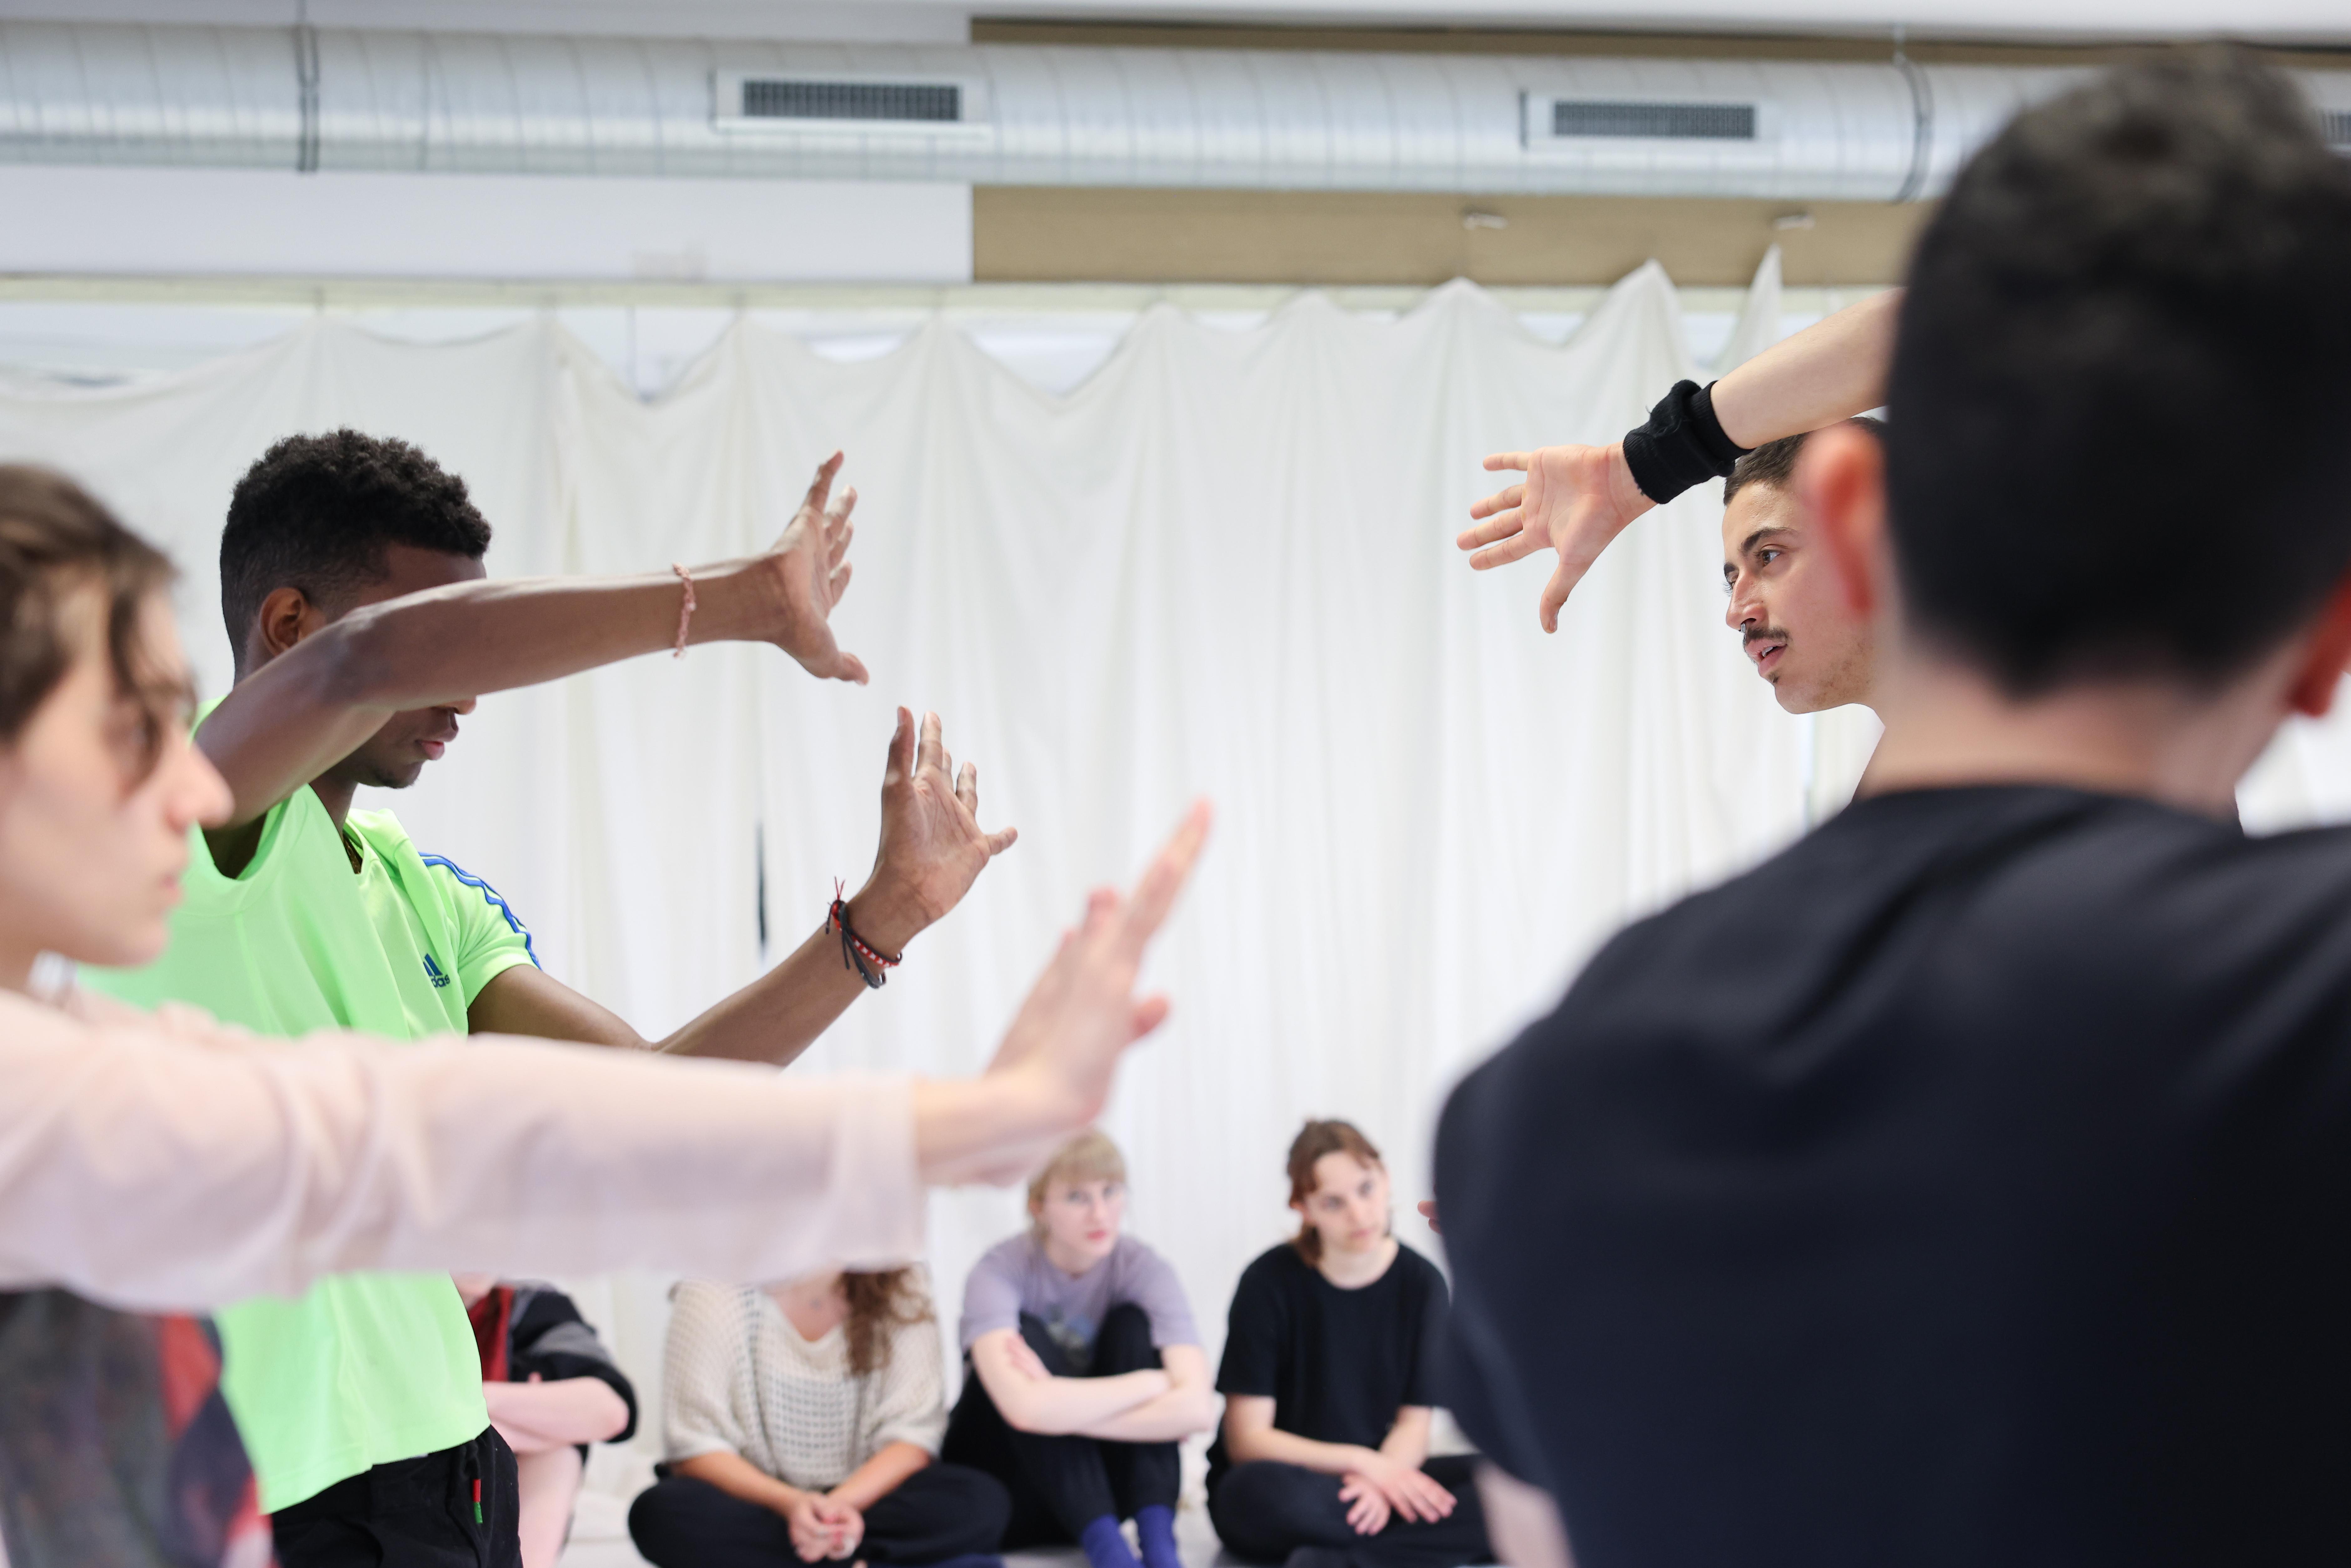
[[1887, 49, 2351, 694], [219, 430, 491, 668]]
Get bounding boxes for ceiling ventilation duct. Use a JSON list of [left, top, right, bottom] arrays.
[[0, 22, 2345, 201]]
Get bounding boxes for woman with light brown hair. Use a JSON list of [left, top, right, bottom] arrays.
[[1206, 1119, 1490, 1568], [940, 1130, 1215, 1568], [630, 1266, 1009, 1567]]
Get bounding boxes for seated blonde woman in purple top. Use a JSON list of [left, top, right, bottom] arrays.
[[943, 1131, 1215, 1568]]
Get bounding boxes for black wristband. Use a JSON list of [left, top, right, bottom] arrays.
[[1619, 380, 1752, 506]]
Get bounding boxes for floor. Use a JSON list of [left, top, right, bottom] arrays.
[[558, 1488, 1242, 1568]]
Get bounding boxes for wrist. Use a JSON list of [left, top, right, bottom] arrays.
[[686, 556, 786, 647], [845, 877, 927, 955]]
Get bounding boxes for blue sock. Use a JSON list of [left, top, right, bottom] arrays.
[[1135, 1504, 1182, 1568], [1080, 1515, 1142, 1568]]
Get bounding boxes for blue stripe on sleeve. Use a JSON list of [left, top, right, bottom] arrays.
[[418, 854, 543, 970]]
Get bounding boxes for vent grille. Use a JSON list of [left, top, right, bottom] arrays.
[[1551, 100, 1757, 140], [740, 79, 961, 123], [2324, 109, 2351, 148]]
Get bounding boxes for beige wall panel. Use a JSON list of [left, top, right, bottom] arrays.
[[974, 188, 1930, 288]]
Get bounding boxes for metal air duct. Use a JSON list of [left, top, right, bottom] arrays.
[[2, 22, 2347, 202]]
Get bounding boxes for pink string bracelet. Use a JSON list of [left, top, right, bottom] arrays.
[[670, 563, 696, 658]]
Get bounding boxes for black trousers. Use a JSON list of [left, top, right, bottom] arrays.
[[272, 1426, 522, 1568], [1209, 1455, 1492, 1568], [940, 1303, 1180, 1546], [627, 1465, 1010, 1567]]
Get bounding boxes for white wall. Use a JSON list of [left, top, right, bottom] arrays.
[[0, 166, 972, 284]]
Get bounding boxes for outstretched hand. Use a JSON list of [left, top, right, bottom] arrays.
[[933, 802, 1212, 1186], [761, 451, 870, 685], [1459, 442, 1655, 633], [853, 708, 1019, 952]]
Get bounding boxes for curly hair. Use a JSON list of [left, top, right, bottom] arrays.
[[219, 430, 491, 668], [841, 1268, 934, 1378], [0, 466, 179, 776]]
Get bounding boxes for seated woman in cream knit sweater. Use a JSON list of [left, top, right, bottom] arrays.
[[630, 1270, 1010, 1567]]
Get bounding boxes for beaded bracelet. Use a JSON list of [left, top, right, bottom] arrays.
[[828, 880, 903, 989]]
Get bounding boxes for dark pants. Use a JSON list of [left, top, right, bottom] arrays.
[[272, 1426, 521, 1568], [940, 1303, 1180, 1546], [1209, 1455, 1492, 1568], [627, 1465, 1010, 1567]]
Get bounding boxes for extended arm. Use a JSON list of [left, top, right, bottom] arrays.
[[1461, 288, 1900, 630], [0, 801, 1209, 1311], [466, 710, 1016, 1065], [969, 1329, 1172, 1435], [200, 453, 866, 848], [483, 1374, 631, 1455]]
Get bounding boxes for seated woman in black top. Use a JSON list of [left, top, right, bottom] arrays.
[[1208, 1121, 1492, 1568]]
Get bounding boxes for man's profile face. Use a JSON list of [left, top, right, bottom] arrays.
[[323, 544, 486, 790], [1721, 480, 1874, 715]]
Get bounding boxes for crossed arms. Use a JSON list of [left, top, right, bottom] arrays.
[[967, 1327, 1216, 1442]]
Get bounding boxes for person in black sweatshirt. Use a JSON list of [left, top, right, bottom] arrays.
[[1437, 48, 2351, 1568]]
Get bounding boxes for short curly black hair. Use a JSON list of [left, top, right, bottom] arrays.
[[220, 430, 491, 664]]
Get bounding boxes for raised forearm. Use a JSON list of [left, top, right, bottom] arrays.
[[200, 557, 786, 825], [827, 1442, 931, 1512], [672, 1450, 807, 1516], [656, 885, 924, 1064], [1709, 288, 1901, 450]]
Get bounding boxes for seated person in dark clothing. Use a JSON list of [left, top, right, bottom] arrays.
[[457, 1276, 637, 1568], [630, 1268, 1007, 1568], [1436, 50, 2351, 1568], [1209, 1120, 1489, 1568], [941, 1131, 1215, 1568]]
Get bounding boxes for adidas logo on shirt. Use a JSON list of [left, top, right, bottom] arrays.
[[423, 954, 450, 990]]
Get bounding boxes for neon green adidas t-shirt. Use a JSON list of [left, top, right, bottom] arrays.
[[85, 763, 540, 1510]]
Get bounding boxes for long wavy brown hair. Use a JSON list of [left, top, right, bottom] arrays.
[[842, 1268, 935, 1377]]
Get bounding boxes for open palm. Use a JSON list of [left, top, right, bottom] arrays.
[[1458, 441, 1656, 632], [868, 707, 1018, 934], [765, 451, 869, 685]]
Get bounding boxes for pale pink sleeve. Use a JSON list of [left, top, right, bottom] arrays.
[[0, 992, 922, 1312]]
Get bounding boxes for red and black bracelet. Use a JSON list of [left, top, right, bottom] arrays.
[[828, 880, 903, 989]]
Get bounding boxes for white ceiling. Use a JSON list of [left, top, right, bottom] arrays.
[[2, 0, 2346, 44]]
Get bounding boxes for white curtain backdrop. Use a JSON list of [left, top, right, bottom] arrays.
[[2, 261, 2340, 1506]]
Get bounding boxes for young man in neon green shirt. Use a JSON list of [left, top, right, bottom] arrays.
[[89, 430, 1016, 1566]]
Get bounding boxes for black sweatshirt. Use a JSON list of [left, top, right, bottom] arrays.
[[1438, 786, 2351, 1568]]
